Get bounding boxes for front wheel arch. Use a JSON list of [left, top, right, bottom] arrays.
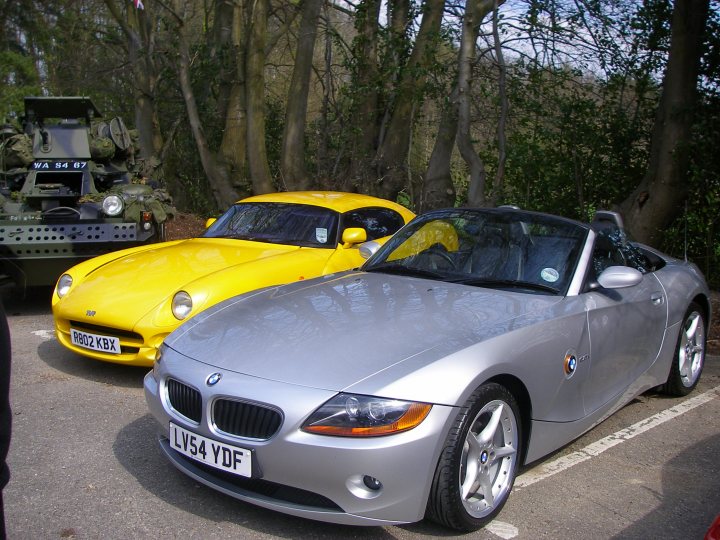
[[486, 374, 531, 466], [691, 294, 710, 328]]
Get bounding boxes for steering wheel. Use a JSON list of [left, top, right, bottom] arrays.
[[417, 244, 456, 271]]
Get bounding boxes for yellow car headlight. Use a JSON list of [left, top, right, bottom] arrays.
[[56, 274, 73, 298], [171, 291, 193, 320]]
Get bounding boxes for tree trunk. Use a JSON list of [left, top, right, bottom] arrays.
[[372, 0, 446, 201], [176, 6, 239, 209], [212, 0, 237, 122], [377, 0, 412, 159], [217, 0, 251, 199], [387, 0, 411, 55], [103, 0, 163, 159], [461, 0, 505, 207], [317, 2, 332, 182], [619, 0, 709, 246], [458, 1, 488, 207], [344, 0, 383, 191], [489, 1, 508, 207], [246, 0, 275, 195], [280, 0, 324, 190], [423, 0, 501, 209], [422, 93, 458, 211]]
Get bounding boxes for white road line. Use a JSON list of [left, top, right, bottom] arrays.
[[31, 329, 55, 340], [514, 385, 720, 489], [485, 521, 520, 539]]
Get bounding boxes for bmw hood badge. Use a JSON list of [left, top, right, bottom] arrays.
[[206, 372, 222, 386]]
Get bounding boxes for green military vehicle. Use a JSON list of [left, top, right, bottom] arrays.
[[0, 96, 173, 287]]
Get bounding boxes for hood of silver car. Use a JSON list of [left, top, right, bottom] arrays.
[[165, 271, 561, 391]]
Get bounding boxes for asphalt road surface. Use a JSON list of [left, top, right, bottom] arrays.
[[2, 287, 719, 539]]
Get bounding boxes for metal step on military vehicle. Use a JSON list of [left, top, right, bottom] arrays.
[[0, 96, 174, 288]]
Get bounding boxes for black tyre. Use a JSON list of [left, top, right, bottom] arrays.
[[157, 221, 167, 242], [427, 383, 521, 532], [662, 302, 706, 396]]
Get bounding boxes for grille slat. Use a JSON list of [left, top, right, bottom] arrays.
[[213, 399, 282, 440], [167, 379, 202, 423]]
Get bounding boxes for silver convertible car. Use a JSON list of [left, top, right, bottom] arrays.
[[144, 207, 710, 531]]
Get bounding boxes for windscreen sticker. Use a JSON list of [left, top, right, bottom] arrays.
[[541, 268, 560, 283], [315, 228, 328, 244]]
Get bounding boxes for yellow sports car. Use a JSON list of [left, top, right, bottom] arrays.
[[52, 191, 415, 366]]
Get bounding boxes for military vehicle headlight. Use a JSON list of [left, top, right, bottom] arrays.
[[56, 274, 73, 298], [171, 291, 193, 320], [102, 195, 124, 216]]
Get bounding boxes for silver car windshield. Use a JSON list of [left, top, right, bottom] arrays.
[[203, 202, 340, 248], [364, 208, 588, 295]]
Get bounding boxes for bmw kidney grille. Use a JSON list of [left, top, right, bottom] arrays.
[[167, 378, 202, 423], [166, 378, 282, 439], [213, 399, 282, 440]]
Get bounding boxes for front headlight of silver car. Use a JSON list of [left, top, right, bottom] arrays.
[[171, 291, 193, 320], [102, 194, 124, 216], [56, 274, 73, 298], [301, 393, 432, 437]]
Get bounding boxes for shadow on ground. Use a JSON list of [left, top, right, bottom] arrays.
[[36, 338, 148, 389], [612, 433, 720, 539], [0, 285, 53, 316], [113, 415, 465, 538]]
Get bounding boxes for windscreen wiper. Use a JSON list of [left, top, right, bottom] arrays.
[[448, 277, 560, 294], [365, 263, 446, 281]]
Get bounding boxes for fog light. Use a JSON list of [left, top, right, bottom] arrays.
[[363, 475, 382, 491], [346, 473, 384, 499]]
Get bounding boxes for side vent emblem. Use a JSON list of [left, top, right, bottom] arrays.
[[564, 353, 577, 377]]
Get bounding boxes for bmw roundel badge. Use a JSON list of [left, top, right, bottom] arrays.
[[563, 353, 577, 377], [206, 372, 222, 386]]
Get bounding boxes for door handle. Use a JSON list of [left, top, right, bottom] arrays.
[[650, 293, 664, 306]]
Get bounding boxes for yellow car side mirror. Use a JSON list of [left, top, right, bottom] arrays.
[[341, 228, 367, 248], [205, 217, 217, 229]]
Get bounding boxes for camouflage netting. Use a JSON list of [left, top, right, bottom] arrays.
[[0, 113, 175, 224], [79, 183, 176, 224], [0, 133, 33, 169], [89, 135, 115, 162], [130, 155, 164, 185]]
